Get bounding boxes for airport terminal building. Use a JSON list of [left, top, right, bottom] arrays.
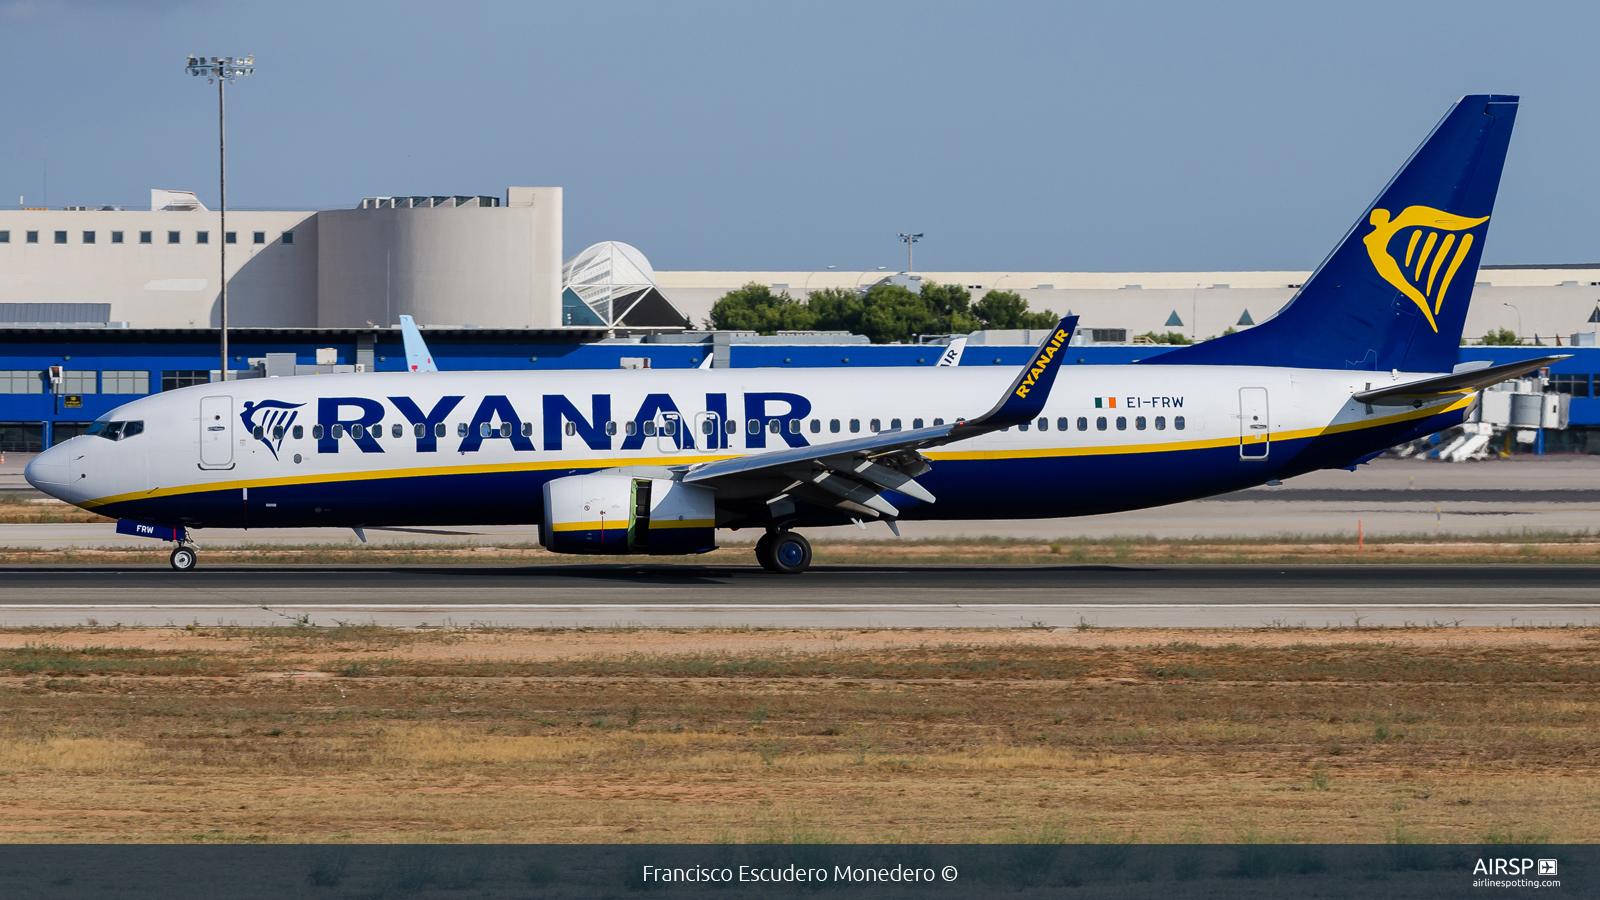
[[1, 186, 1599, 451]]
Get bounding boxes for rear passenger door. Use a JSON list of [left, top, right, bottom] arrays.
[[199, 395, 234, 468]]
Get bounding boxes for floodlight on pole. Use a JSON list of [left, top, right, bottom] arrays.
[[898, 233, 924, 273], [184, 54, 255, 381], [1503, 302, 1522, 341]]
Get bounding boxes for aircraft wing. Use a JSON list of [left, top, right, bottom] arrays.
[[680, 317, 1077, 519], [1352, 355, 1569, 405], [398, 315, 439, 372]]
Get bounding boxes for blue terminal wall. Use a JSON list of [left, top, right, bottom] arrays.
[[4, 331, 1600, 449]]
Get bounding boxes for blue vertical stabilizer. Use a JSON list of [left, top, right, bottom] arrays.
[[1149, 95, 1518, 372]]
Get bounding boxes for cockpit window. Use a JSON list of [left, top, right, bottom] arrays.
[[86, 420, 143, 441]]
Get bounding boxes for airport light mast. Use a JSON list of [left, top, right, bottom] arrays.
[[898, 233, 923, 273], [184, 54, 255, 382]]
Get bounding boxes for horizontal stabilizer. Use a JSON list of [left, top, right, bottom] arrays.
[[1353, 355, 1569, 405]]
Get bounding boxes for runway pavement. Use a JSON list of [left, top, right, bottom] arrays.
[[0, 564, 1595, 629]]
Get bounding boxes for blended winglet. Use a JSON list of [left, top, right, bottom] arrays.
[[968, 316, 1078, 428], [398, 315, 439, 373]]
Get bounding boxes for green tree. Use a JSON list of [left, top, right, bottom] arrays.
[[806, 287, 864, 334], [858, 284, 940, 344], [1479, 327, 1520, 346], [1136, 331, 1194, 345], [973, 289, 1057, 330], [708, 283, 815, 334], [919, 281, 981, 334]]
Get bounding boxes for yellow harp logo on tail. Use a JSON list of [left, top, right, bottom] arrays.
[[1362, 206, 1488, 333]]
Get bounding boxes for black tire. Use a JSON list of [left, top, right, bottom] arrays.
[[754, 531, 778, 572], [769, 531, 812, 575], [169, 546, 197, 572]]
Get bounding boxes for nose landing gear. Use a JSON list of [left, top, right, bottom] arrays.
[[169, 545, 198, 571], [754, 530, 811, 575]]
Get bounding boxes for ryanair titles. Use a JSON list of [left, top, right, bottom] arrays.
[[252, 392, 816, 456]]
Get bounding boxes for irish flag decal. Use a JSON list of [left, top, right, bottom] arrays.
[[1093, 397, 1117, 409]]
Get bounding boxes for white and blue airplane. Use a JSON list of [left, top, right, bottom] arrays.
[[26, 94, 1562, 573]]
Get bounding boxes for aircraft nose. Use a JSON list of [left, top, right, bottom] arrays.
[[23, 443, 76, 502]]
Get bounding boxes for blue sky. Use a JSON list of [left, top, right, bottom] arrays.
[[0, 1, 1594, 272]]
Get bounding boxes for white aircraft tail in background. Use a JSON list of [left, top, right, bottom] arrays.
[[399, 315, 438, 372], [936, 337, 966, 367]]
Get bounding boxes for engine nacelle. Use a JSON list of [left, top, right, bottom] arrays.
[[542, 474, 717, 555]]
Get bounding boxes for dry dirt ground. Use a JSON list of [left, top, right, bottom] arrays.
[[0, 626, 1594, 844]]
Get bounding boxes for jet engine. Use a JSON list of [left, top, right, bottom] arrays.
[[541, 473, 717, 555]]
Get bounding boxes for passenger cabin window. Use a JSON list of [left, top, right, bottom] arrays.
[[351, 424, 365, 439], [1116, 417, 1127, 431], [564, 422, 576, 436], [500, 423, 511, 437], [457, 422, 468, 437], [869, 419, 880, 433], [1155, 416, 1166, 430], [293, 425, 304, 440], [1038, 417, 1049, 431], [479, 422, 492, 437], [747, 419, 759, 435], [725, 419, 737, 435], [830, 419, 840, 433], [889, 418, 901, 430], [273, 425, 284, 440], [663, 420, 676, 436], [332, 424, 344, 439], [933, 418, 944, 426], [392, 423, 402, 438], [311, 425, 323, 439], [434, 423, 445, 437], [252, 426, 264, 440], [1096, 417, 1107, 431], [766, 420, 779, 434], [849, 419, 860, 433], [1018, 420, 1029, 431], [1076, 417, 1087, 431], [913, 418, 924, 429], [521, 422, 533, 437], [643, 421, 656, 436], [1175, 416, 1186, 430], [701, 418, 715, 435], [810, 419, 821, 433], [1136, 416, 1146, 430]]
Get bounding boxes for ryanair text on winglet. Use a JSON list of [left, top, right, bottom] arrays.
[[1013, 328, 1069, 399]]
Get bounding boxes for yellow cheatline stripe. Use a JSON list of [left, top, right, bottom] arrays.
[[551, 518, 713, 533], [82, 396, 1471, 507], [79, 451, 742, 508], [550, 521, 624, 533], [652, 519, 715, 530]]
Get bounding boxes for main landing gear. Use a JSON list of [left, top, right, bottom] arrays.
[[754, 530, 812, 575], [169, 545, 198, 572]]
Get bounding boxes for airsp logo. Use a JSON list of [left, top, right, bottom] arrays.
[[1362, 205, 1488, 334]]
